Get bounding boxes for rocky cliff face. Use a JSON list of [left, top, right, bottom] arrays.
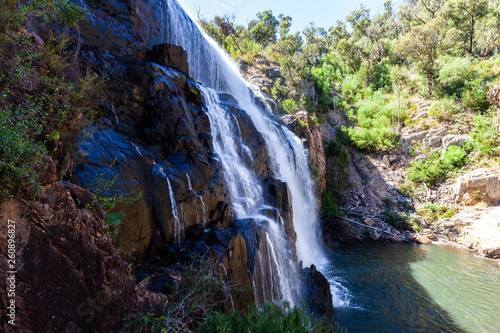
[[58, 0, 321, 311], [0, 163, 136, 333], [2, 1, 337, 328]]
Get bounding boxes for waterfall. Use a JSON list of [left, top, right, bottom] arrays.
[[163, 0, 326, 303], [167, 176, 184, 245], [186, 173, 207, 226]]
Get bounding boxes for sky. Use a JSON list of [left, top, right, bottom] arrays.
[[178, 0, 394, 33]]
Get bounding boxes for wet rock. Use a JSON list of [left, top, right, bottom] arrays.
[[147, 43, 189, 75], [302, 265, 334, 319]]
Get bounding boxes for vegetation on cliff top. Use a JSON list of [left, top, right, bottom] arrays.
[[199, 0, 500, 226]]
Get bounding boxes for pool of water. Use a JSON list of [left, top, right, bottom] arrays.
[[323, 242, 500, 333]]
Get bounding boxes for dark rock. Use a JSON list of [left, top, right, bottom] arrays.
[[303, 264, 334, 319], [148, 43, 189, 75], [0, 195, 135, 333], [220, 22, 236, 37]]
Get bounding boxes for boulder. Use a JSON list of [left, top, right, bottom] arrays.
[[442, 134, 469, 149], [34, 155, 57, 184], [302, 265, 334, 319], [488, 84, 500, 106], [453, 168, 500, 204], [220, 22, 236, 37]]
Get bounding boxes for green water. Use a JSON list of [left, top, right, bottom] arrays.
[[410, 245, 500, 333], [324, 242, 500, 333]]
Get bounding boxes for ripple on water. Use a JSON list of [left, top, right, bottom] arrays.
[[323, 242, 500, 333]]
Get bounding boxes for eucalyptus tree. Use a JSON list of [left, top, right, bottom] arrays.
[[443, 0, 489, 56]]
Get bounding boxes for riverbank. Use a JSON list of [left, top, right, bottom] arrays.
[[423, 205, 500, 259]]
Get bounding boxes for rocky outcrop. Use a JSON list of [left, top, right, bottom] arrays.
[[69, 0, 172, 62], [278, 111, 327, 196], [453, 168, 500, 204], [72, 55, 230, 261], [220, 22, 236, 37], [0, 184, 135, 333], [488, 84, 500, 106], [432, 205, 500, 259], [302, 265, 333, 319], [240, 55, 282, 99], [148, 43, 189, 75]]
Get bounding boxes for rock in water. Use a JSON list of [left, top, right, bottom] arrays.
[[303, 265, 334, 319]]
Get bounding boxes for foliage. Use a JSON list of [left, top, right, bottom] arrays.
[[324, 127, 350, 206], [0, 0, 98, 201], [407, 145, 467, 186], [466, 112, 500, 156], [436, 55, 471, 97], [125, 259, 232, 333], [282, 98, 298, 113], [199, 302, 344, 333], [417, 203, 457, 222], [0, 105, 45, 200], [88, 164, 143, 233], [462, 79, 490, 111], [321, 189, 343, 218], [382, 209, 422, 233]]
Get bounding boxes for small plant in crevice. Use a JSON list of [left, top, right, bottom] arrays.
[[88, 161, 143, 235]]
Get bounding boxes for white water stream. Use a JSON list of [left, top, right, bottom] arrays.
[[162, 0, 327, 305]]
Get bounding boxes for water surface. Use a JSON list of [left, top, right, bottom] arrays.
[[324, 242, 500, 332]]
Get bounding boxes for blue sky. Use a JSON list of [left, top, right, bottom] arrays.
[[178, 0, 395, 33]]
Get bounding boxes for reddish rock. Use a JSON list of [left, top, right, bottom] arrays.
[[0, 183, 136, 333], [35, 155, 57, 184]]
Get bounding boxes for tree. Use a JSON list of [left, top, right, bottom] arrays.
[[278, 14, 292, 41], [395, 17, 451, 96], [443, 0, 488, 56], [398, 0, 445, 32], [248, 10, 279, 46]]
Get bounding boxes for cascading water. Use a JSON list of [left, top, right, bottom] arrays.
[[163, 0, 326, 304]]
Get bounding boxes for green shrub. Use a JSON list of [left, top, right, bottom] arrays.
[[0, 105, 45, 200], [466, 112, 500, 156], [382, 209, 422, 233], [321, 189, 343, 218], [0, 0, 98, 200], [436, 55, 471, 97], [417, 203, 457, 222], [348, 126, 399, 152], [407, 146, 466, 186], [282, 98, 298, 113], [325, 129, 350, 203], [199, 302, 343, 333], [463, 79, 490, 112], [428, 97, 462, 122]]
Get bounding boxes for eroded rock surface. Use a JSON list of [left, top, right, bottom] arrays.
[[0, 191, 135, 333]]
